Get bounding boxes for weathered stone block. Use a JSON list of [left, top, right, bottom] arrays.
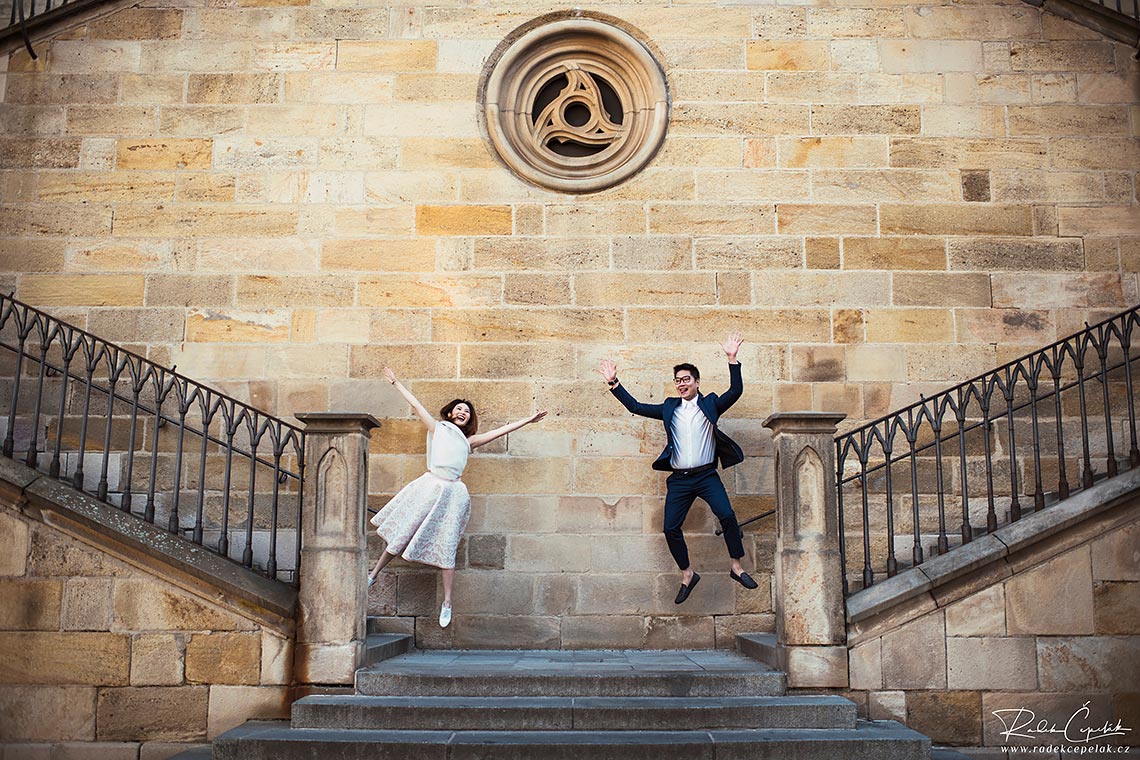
[[433, 308, 624, 343], [0, 633, 129, 685], [808, 8, 906, 38], [778, 204, 877, 235], [1009, 106, 1130, 136], [881, 612, 947, 689], [786, 645, 848, 688], [1007, 545, 1094, 635], [575, 272, 716, 307], [846, 345, 907, 382], [906, 5, 1040, 40], [813, 105, 920, 135], [671, 103, 808, 136], [62, 578, 112, 631], [1058, 206, 1140, 236], [96, 686, 208, 742], [747, 41, 829, 71], [845, 237, 946, 271], [206, 685, 289, 740], [850, 638, 883, 690], [185, 632, 260, 685], [1093, 581, 1140, 634], [337, 40, 437, 71], [0, 685, 96, 741], [559, 615, 647, 649], [906, 690, 982, 746], [0, 510, 29, 576], [868, 690, 905, 722], [89, 8, 184, 40], [947, 636, 1038, 690], [186, 74, 279, 105], [130, 634, 183, 686], [18, 274, 142, 306], [112, 578, 253, 632], [1038, 636, 1140, 691], [0, 580, 61, 630], [881, 204, 1031, 235], [415, 205, 511, 236], [866, 308, 954, 343], [805, 237, 840, 270], [992, 273, 1125, 309], [1092, 521, 1140, 581], [945, 584, 1005, 637]]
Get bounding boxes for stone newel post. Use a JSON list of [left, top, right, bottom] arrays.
[[293, 413, 380, 685], [763, 412, 848, 688]]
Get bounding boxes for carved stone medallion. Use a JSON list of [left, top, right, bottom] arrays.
[[482, 16, 669, 193]]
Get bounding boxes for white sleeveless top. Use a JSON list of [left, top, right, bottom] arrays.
[[426, 420, 471, 480]]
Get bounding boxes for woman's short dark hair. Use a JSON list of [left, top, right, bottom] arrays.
[[673, 363, 700, 381], [440, 398, 478, 435]]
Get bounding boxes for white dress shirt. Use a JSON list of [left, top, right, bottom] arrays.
[[670, 396, 716, 470]]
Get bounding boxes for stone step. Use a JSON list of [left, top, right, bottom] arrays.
[[291, 694, 857, 731], [364, 632, 413, 665], [212, 719, 932, 760], [354, 649, 786, 697]]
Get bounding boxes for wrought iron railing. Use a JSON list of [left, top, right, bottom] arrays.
[[836, 305, 1139, 596], [0, 293, 305, 585], [1, 0, 110, 58]]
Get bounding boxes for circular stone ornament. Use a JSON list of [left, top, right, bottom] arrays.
[[482, 17, 669, 194]]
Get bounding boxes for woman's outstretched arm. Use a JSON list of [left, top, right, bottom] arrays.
[[384, 367, 437, 432], [467, 410, 548, 450]]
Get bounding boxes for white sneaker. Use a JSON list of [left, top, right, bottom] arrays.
[[367, 575, 375, 589], [439, 603, 452, 628]]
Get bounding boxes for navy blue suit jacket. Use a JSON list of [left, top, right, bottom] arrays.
[[610, 362, 745, 472]]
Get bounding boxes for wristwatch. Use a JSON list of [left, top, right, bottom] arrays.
[[607, 377, 619, 388]]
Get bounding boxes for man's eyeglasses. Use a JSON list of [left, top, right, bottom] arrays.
[[674, 376, 695, 385]]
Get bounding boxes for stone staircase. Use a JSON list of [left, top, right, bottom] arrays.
[[185, 620, 967, 760]]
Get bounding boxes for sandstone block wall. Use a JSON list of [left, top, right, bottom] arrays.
[[846, 499, 1140, 749], [0, 0, 1137, 645], [0, 502, 291, 756]]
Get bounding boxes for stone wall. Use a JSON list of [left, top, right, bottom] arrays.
[[0, 501, 291, 758], [0, 0, 1137, 647], [846, 497, 1140, 749]]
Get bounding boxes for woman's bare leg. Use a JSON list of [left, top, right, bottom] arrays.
[[441, 568, 455, 606], [368, 550, 398, 582]]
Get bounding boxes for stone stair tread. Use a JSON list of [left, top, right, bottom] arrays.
[[364, 632, 413, 665], [355, 648, 786, 697], [291, 693, 858, 731], [213, 719, 932, 759]]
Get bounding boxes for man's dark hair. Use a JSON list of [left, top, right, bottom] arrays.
[[673, 363, 700, 381], [440, 398, 478, 435]]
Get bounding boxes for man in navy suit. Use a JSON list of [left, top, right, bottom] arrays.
[[599, 332, 759, 604]]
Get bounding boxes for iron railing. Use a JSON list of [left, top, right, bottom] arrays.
[[0, 293, 305, 585], [836, 305, 1140, 596]]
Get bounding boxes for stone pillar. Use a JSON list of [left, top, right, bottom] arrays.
[[763, 411, 849, 688], [293, 413, 380, 685]]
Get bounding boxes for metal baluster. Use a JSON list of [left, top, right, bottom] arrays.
[[1096, 325, 1118, 478], [955, 389, 972, 544], [1051, 349, 1070, 501], [267, 432, 283, 580], [3, 312, 31, 459], [1122, 319, 1140, 468], [243, 417, 260, 569], [25, 328, 50, 469], [858, 429, 873, 589], [882, 424, 898, 576], [72, 338, 97, 491], [123, 361, 145, 513], [168, 381, 189, 534], [144, 370, 166, 523], [1003, 372, 1022, 523], [1028, 364, 1045, 512], [906, 408, 923, 567], [980, 382, 998, 533], [1074, 332, 1095, 489], [294, 442, 305, 590], [836, 440, 849, 596]]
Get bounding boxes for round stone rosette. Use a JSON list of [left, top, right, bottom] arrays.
[[482, 17, 669, 193]]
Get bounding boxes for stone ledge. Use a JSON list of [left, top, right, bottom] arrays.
[[847, 466, 1140, 625], [0, 455, 296, 631]]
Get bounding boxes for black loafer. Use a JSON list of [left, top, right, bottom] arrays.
[[730, 570, 759, 589], [674, 572, 700, 604]]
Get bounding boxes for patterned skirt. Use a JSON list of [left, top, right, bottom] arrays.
[[369, 472, 471, 569]]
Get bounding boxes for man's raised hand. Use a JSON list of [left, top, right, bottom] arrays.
[[597, 359, 618, 384], [721, 331, 744, 363]]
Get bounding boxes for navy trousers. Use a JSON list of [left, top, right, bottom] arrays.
[[663, 469, 744, 570]]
